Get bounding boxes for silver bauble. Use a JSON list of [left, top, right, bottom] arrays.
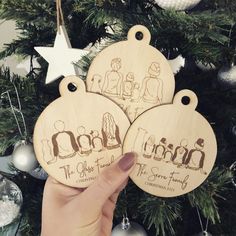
[[218, 65, 236, 86], [155, 0, 201, 11], [192, 231, 212, 236], [0, 174, 23, 227], [112, 221, 147, 236], [12, 141, 38, 172], [29, 166, 48, 180]]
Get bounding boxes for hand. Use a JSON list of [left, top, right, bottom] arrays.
[[41, 152, 136, 236]]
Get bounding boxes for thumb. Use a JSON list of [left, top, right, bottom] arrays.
[[80, 152, 136, 211]]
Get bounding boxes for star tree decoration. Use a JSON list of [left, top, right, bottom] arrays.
[[35, 25, 89, 84]]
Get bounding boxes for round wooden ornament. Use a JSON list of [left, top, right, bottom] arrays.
[[123, 90, 217, 197], [33, 75, 130, 188], [86, 25, 175, 122]]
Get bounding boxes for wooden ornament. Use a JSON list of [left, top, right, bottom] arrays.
[[86, 25, 175, 122], [33, 75, 130, 187], [123, 90, 217, 197], [35, 25, 89, 84]]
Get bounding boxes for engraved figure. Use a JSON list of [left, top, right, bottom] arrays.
[[143, 135, 155, 159], [185, 138, 207, 174], [172, 139, 189, 167], [154, 137, 167, 161], [132, 127, 148, 153], [139, 62, 163, 104], [102, 58, 123, 97], [121, 72, 135, 100], [131, 83, 140, 102], [164, 144, 174, 163], [41, 139, 54, 165], [101, 112, 121, 150], [51, 120, 79, 160], [77, 126, 92, 156], [91, 130, 104, 152], [90, 74, 102, 93]]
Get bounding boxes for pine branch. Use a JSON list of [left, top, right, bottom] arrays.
[[138, 195, 182, 236], [188, 167, 233, 223]]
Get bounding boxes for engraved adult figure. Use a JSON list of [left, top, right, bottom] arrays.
[[132, 127, 148, 154], [51, 120, 79, 162], [102, 58, 123, 97], [143, 135, 155, 159], [41, 139, 54, 165], [101, 112, 121, 150], [185, 138, 207, 174], [139, 62, 163, 104], [164, 144, 174, 163]]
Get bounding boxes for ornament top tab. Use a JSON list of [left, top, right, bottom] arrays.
[[86, 25, 175, 122], [33, 76, 130, 188]]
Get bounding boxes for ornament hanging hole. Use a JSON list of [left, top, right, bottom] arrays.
[[59, 76, 86, 96], [173, 89, 198, 110], [67, 82, 77, 92], [181, 96, 190, 105], [127, 25, 151, 44], [135, 31, 144, 41]]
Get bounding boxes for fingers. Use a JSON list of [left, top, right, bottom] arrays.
[[44, 177, 84, 204], [103, 179, 128, 217], [80, 152, 136, 213]]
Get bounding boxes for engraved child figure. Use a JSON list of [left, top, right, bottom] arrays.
[[51, 120, 79, 162], [139, 62, 163, 104], [185, 138, 207, 175], [121, 72, 135, 100], [91, 130, 104, 152], [77, 126, 92, 156], [101, 112, 121, 150], [102, 58, 123, 97], [131, 83, 140, 102], [172, 139, 189, 167], [90, 74, 102, 93], [154, 138, 167, 161], [143, 135, 155, 159], [41, 139, 54, 165], [164, 144, 174, 163]]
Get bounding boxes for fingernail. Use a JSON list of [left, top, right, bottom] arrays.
[[118, 152, 136, 172]]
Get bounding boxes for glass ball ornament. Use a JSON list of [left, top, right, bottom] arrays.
[[154, 0, 202, 11], [218, 65, 236, 87], [12, 140, 38, 172], [0, 174, 23, 227], [29, 166, 48, 180], [112, 217, 147, 236]]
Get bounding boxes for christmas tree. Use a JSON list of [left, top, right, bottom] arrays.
[[0, 0, 236, 235]]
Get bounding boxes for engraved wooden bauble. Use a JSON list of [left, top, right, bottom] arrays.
[[86, 25, 175, 122], [33, 75, 130, 188], [123, 90, 217, 197]]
